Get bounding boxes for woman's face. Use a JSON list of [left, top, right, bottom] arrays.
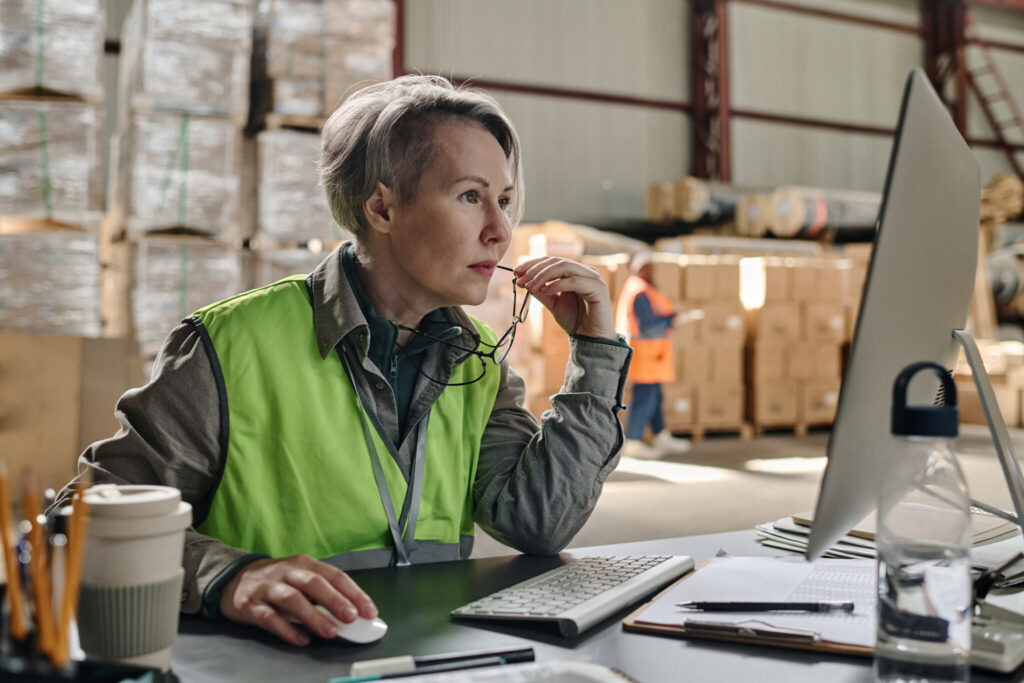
[[383, 119, 515, 311]]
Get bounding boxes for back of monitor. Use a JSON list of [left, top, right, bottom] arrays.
[[806, 68, 981, 559]]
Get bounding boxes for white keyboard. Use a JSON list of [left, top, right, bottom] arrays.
[[451, 555, 694, 637]]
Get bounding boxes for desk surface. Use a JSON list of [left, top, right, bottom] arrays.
[[170, 531, 1016, 683]]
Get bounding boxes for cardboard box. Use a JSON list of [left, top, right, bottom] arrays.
[[957, 378, 1022, 428], [790, 259, 817, 303], [802, 303, 847, 343], [817, 260, 849, 303], [646, 182, 673, 222], [747, 380, 799, 425], [669, 308, 704, 344], [712, 256, 742, 302], [675, 344, 711, 384], [747, 303, 800, 342], [710, 344, 744, 384], [681, 256, 716, 302], [651, 254, 683, 303], [662, 383, 696, 431], [0, 333, 145, 502], [524, 392, 553, 423], [740, 257, 792, 306], [788, 344, 842, 380], [697, 384, 744, 426], [799, 378, 841, 424], [702, 304, 746, 344], [581, 253, 630, 306], [746, 344, 787, 381]]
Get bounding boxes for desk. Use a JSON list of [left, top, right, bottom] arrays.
[[170, 531, 1017, 683]]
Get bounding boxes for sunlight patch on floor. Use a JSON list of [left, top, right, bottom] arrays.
[[616, 457, 729, 484], [743, 456, 828, 474]]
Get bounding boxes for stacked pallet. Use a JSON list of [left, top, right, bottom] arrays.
[[252, 129, 354, 248], [103, 0, 256, 367], [0, 1, 106, 337], [251, 0, 395, 128], [657, 254, 749, 438], [743, 257, 851, 434]]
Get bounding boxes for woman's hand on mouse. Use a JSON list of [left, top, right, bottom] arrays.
[[219, 554, 378, 646]]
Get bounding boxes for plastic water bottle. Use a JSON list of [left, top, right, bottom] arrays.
[[874, 361, 972, 683]]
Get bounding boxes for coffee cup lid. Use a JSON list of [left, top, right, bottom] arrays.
[[84, 485, 182, 518]]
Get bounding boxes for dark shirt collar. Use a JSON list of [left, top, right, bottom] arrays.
[[307, 241, 476, 361]]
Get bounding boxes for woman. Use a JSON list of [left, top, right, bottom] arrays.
[[57, 75, 631, 645]]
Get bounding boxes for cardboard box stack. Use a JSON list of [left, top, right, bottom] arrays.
[[742, 257, 849, 429], [955, 341, 1024, 429], [252, 0, 395, 123], [660, 254, 746, 432]]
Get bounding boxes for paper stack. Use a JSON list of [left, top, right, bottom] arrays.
[[756, 508, 1020, 568]]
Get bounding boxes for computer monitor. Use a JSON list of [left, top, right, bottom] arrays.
[[806, 68, 981, 559]]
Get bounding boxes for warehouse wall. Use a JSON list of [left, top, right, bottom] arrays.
[[404, 0, 691, 223], [728, 0, 919, 192]]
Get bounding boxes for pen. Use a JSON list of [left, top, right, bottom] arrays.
[[677, 601, 855, 613], [337, 647, 534, 682]]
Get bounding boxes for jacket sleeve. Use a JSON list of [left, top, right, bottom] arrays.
[[49, 322, 254, 615], [472, 337, 632, 555], [633, 292, 674, 339]]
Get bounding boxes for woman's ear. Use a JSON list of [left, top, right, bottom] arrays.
[[363, 182, 396, 235]]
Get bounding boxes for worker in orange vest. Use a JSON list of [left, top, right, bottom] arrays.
[[615, 252, 692, 459]]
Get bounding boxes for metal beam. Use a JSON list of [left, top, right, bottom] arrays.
[[392, 0, 404, 77], [691, 0, 731, 181], [921, 0, 969, 134], [732, 0, 921, 34]]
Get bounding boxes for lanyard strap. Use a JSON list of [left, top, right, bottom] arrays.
[[340, 349, 427, 567]]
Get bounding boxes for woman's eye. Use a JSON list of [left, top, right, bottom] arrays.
[[460, 190, 479, 203], [499, 197, 512, 213]]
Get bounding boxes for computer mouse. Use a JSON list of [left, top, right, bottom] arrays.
[[315, 605, 388, 644]]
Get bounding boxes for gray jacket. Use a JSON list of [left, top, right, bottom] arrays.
[[55, 246, 631, 614]]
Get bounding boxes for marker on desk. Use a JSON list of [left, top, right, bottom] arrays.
[[677, 601, 855, 613], [336, 647, 535, 682]]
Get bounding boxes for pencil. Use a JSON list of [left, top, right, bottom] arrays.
[[23, 470, 55, 658], [54, 479, 90, 669], [0, 460, 28, 641]]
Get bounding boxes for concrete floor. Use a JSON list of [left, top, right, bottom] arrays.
[[470, 424, 1021, 558]]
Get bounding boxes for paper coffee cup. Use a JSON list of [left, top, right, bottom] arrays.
[[76, 485, 191, 671]]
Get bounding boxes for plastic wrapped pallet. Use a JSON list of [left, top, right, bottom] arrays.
[[257, 129, 350, 244], [0, 99, 103, 228], [0, 0, 104, 100], [127, 237, 244, 357], [323, 38, 392, 114], [119, 0, 254, 125], [111, 112, 242, 237], [0, 231, 100, 336], [324, 0, 396, 43], [250, 248, 330, 289]]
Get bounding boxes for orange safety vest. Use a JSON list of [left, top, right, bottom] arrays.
[[616, 274, 676, 384]]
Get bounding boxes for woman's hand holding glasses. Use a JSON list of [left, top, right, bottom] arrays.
[[513, 256, 616, 341]]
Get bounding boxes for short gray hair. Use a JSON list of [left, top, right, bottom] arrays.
[[319, 75, 524, 236]]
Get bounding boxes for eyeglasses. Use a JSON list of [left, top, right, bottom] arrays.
[[397, 264, 531, 387]]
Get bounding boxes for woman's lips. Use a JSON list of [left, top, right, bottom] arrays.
[[469, 261, 497, 276]]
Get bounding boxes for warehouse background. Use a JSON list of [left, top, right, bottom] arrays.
[[2, 0, 1023, 503]]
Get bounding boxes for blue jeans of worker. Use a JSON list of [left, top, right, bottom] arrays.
[[626, 383, 664, 441]]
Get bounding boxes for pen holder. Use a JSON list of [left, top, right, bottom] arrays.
[[0, 652, 180, 683]]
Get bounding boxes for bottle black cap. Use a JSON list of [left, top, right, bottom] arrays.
[[891, 361, 958, 438]]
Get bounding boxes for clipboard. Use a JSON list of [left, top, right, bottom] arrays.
[[621, 557, 873, 658]]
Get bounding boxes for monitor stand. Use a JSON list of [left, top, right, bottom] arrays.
[[953, 329, 1024, 530]]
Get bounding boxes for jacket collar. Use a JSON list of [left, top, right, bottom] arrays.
[[307, 242, 485, 361]]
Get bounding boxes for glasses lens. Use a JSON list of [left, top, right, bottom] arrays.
[[496, 325, 516, 366], [518, 290, 531, 323]]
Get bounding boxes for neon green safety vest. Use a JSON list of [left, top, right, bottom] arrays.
[[194, 276, 502, 568]]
